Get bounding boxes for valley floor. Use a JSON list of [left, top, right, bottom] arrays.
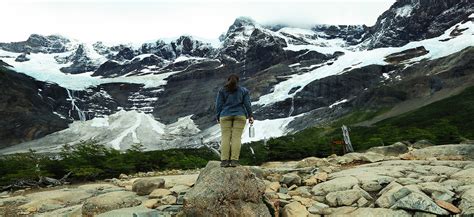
[[1, 143, 473, 216]]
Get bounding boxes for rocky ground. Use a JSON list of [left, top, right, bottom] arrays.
[[0, 142, 473, 216]]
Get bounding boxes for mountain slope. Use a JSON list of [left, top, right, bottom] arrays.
[[0, 0, 473, 152]]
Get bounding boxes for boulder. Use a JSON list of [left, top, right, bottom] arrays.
[[281, 201, 309, 217], [327, 207, 412, 217], [314, 172, 328, 182], [280, 173, 302, 186], [412, 140, 434, 149], [96, 206, 160, 217], [366, 142, 409, 156], [460, 188, 474, 215], [325, 187, 372, 207], [407, 144, 474, 160], [359, 152, 385, 163], [160, 195, 177, 205], [82, 191, 141, 216], [312, 177, 359, 196], [182, 161, 271, 217], [419, 182, 455, 202], [375, 182, 404, 208], [149, 188, 171, 199], [132, 177, 165, 196], [391, 192, 450, 215], [307, 202, 330, 215], [169, 185, 190, 194], [451, 168, 474, 184], [143, 199, 160, 209], [266, 181, 281, 192], [296, 157, 332, 168]]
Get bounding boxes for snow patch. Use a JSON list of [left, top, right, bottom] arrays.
[[395, 5, 413, 17], [329, 99, 348, 108]]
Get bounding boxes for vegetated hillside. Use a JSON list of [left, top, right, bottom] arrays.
[[245, 85, 474, 161]]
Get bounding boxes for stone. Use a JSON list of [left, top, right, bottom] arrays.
[[149, 188, 172, 199], [307, 202, 330, 215], [451, 168, 474, 184], [143, 199, 160, 209], [132, 177, 165, 196], [435, 200, 461, 214], [37, 205, 82, 217], [312, 176, 359, 196], [357, 197, 371, 207], [288, 184, 298, 191], [303, 177, 318, 186], [82, 191, 141, 216], [419, 182, 455, 202], [360, 181, 383, 192], [398, 177, 422, 185], [281, 201, 309, 217], [359, 152, 385, 163], [182, 161, 271, 217], [169, 185, 190, 194], [96, 206, 160, 217], [325, 188, 372, 207], [408, 144, 474, 160], [460, 188, 474, 215], [277, 193, 292, 200], [328, 207, 412, 217], [265, 181, 279, 192], [412, 140, 434, 149], [366, 142, 409, 156], [391, 192, 450, 215], [280, 173, 302, 186], [375, 182, 404, 208], [119, 173, 129, 179], [296, 157, 332, 168], [292, 195, 314, 207], [160, 195, 177, 205], [314, 172, 328, 182]]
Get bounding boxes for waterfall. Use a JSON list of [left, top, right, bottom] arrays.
[[288, 96, 295, 117], [66, 89, 86, 121]]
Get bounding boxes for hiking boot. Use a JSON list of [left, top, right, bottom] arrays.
[[229, 160, 240, 167], [220, 160, 230, 167]]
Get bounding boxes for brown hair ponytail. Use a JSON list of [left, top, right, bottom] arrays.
[[224, 74, 239, 92]]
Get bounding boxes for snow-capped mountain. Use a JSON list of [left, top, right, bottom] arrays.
[[0, 0, 473, 153]]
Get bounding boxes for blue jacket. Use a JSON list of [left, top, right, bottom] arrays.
[[215, 86, 253, 120]]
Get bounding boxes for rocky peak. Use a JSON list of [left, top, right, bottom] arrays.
[[171, 35, 215, 58], [361, 0, 473, 49], [311, 24, 368, 45], [225, 16, 256, 38], [0, 34, 71, 53]]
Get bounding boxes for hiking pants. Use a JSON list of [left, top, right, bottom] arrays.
[[220, 115, 246, 160]]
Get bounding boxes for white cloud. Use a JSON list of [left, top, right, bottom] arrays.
[[0, 0, 394, 43]]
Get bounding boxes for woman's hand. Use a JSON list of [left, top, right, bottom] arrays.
[[249, 116, 254, 124]]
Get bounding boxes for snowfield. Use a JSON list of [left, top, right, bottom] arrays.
[[255, 19, 474, 107]]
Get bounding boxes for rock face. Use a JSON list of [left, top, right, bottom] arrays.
[[0, 34, 70, 53], [361, 0, 473, 49], [0, 67, 70, 148], [183, 161, 271, 217]]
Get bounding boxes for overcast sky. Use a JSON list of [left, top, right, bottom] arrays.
[[0, 0, 395, 43]]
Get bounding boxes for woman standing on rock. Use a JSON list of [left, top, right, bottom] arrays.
[[216, 74, 254, 167]]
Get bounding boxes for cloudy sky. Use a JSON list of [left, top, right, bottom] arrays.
[[0, 0, 395, 43]]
